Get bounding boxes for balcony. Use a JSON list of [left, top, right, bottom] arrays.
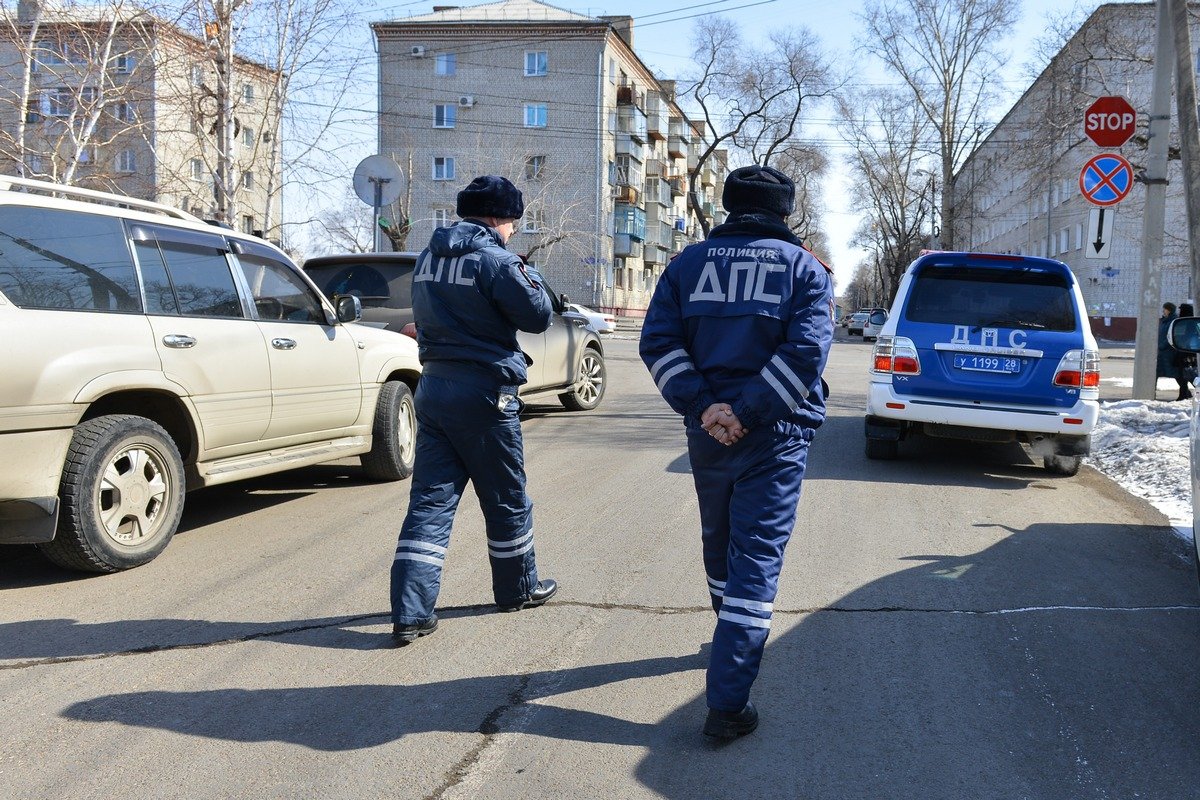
[[668, 118, 691, 143], [643, 177, 670, 207], [644, 159, 665, 179], [644, 247, 665, 265], [614, 233, 643, 258], [667, 136, 686, 159], [612, 183, 640, 204], [687, 145, 699, 170], [618, 106, 648, 143], [617, 85, 645, 109], [615, 203, 647, 241], [668, 174, 686, 197], [615, 133, 645, 162], [700, 163, 716, 187]]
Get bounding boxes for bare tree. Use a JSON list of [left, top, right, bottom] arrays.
[[682, 17, 835, 235], [859, 0, 1019, 249], [839, 89, 932, 306]]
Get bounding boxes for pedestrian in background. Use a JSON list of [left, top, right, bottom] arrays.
[[1158, 302, 1181, 401], [639, 165, 834, 739], [1175, 302, 1197, 401], [390, 175, 558, 646]]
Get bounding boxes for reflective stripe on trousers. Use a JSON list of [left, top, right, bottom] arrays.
[[687, 425, 808, 712], [390, 374, 538, 625]]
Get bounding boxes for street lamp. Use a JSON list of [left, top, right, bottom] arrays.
[[914, 168, 940, 249]]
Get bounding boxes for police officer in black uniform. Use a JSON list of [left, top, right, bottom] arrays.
[[390, 175, 558, 645]]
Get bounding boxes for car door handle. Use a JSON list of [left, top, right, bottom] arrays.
[[162, 334, 196, 348], [271, 338, 297, 350]]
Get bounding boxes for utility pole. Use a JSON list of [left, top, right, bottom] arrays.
[[1134, 0, 1174, 399], [1170, 0, 1200, 300]]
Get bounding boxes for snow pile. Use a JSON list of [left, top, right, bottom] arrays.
[[1089, 399, 1193, 538]]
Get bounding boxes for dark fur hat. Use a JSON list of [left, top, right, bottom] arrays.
[[721, 165, 795, 218], [456, 175, 525, 220]]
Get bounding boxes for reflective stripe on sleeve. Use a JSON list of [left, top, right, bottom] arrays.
[[769, 355, 809, 400], [761, 370, 800, 412], [650, 348, 691, 382], [655, 362, 692, 393]]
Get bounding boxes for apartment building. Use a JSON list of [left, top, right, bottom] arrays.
[[372, 0, 724, 315], [952, 3, 1191, 340], [0, 0, 281, 239]]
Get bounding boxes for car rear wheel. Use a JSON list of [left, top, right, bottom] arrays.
[[38, 415, 185, 573], [361, 380, 416, 481], [559, 348, 606, 411], [1043, 454, 1082, 476], [865, 437, 898, 460]]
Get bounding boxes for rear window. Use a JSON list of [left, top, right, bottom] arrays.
[[304, 260, 415, 310], [904, 264, 1077, 332], [0, 206, 140, 312]]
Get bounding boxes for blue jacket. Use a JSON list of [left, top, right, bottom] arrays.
[[639, 213, 835, 436], [412, 220, 552, 387]]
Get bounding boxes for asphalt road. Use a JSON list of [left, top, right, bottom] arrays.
[[2, 335, 1199, 800]]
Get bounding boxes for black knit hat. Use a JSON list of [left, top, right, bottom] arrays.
[[721, 165, 795, 218], [456, 175, 525, 220]]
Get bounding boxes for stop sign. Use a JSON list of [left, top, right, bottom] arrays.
[[1084, 96, 1137, 147]]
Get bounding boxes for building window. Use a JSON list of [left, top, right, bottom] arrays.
[[524, 103, 547, 128], [77, 146, 96, 165], [116, 149, 136, 172], [242, 126, 255, 147], [608, 57, 616, 84], [434, 104, 456, 128], [433, 207, 452, 227], [114, 54, 133, 73], [191, 158, 204, 180], [113, 102, 133, 122], [46, 87, 73, 117], [433, 156, 455, 181], [1059, 228, 1069, 255], [525, 155, 545, 180], [1075, 223, 1083, 250], [435, 52, 456, 76], [242, 215, 255, 234], [243, 83, 255, 102], [524, 50, 548, 76], [191, 64, 205, 86], [522, 209, 545, 233], [243, 170, 254, 189]]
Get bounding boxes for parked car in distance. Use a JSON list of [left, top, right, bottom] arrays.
[[864, 251, 1098, 475], [1167, 315, 1200, 577], [0, 178, 423, 573], [565, 302, 617, 334], [302, 252, 606, 411], [862, 308, 889, 341], [847, 311, 870, 336]]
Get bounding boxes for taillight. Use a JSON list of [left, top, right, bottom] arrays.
[[1053, 349, 1100, 388], [400, 322, 418, 340], [871, 336, 921, 375]]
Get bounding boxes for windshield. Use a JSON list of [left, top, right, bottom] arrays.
[[904, 264, 1077, 332]]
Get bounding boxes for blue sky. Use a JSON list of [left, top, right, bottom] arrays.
[[309, 0, 1113, 289]]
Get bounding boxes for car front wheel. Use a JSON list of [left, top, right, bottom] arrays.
[[39, 415, 185, 573], [361, 380, 417, 481], [559, 348, 606, 411]]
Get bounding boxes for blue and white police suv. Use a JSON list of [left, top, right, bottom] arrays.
[[864, 251, 1100, 475]]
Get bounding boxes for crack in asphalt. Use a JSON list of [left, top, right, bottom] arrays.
[[4, 601, 1199, 671]]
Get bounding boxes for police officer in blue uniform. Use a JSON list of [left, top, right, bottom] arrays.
[[640, 165, 834, 738], [391, 175, 559, 646]]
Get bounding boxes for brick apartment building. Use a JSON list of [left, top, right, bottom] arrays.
[[0, 0, 281, 239], [372, 0, 725, 315]]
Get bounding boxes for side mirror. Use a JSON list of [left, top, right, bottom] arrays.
[[1169, 316, 1200, 352], [334, 294, 362, 323]]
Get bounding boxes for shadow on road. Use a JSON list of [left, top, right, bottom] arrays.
[[50, 519, 1200, 797]]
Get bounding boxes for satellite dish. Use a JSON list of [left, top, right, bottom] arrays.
[[353, 155, 403, 207]]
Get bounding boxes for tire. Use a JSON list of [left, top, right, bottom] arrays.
[[559, 347, 606, 411], [865, 437, 898, 460], [361, 380, 416, 481], [38, 415, 185, 573], [1044, 454, 1082, 476]]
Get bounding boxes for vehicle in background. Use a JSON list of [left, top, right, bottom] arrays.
[[0, 179, 422, 573], [847, 311, 869, 336], [1168, 315, 1200, 578], [864, 251, 1098, 475], [302, 252, 607, 411], [565, 302, 617, 334], [862, 309, 889, 341]]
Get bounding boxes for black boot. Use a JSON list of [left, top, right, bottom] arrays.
[[498, 579, 558, 612], [392, 615, 438, 646], [703, 701, 759, 739]]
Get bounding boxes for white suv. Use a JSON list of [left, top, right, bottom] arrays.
[[0, 178, 422, 572]]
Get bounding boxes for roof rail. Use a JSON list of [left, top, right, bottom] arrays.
[[0, 175, 202, 222]]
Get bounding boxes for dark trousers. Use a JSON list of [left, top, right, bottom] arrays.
[[687, 425, 809, 712], [390, 374, 538, 625]]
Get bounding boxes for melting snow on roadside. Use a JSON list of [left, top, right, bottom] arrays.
[[1088, 398, 1192, 541]]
